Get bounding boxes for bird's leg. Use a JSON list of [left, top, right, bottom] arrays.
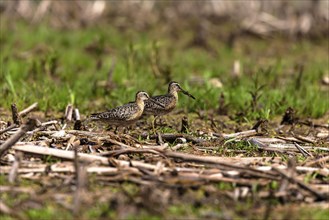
[[151, 115, 158, 134], [106, 125, 112, 131], [162, 115, 170, 127], [114, 126, 118, 134], [123, 126, 130, 134]]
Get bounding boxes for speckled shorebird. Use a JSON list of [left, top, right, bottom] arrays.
[[143, 81, 195, 129], [89, 91, 165, 131]]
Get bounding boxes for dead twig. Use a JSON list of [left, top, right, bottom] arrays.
[[73, 108, 80, 121], [12, 145, 169, 172], [256, 165, 328, 174], [13, 144, 109, 165], [276, 136, 305, 143], [1, 164, 326, 176], [273, 167, 327, 201], [294, 142, 313, 158], [156, 132, 164, 145], [0, 118, 38, 158], [161, 150, 278, 180], [139, 133, 206, 144], [293, 134, 316, 144], [65, 104, 74, 122], [44, 120, 59, 126], [250, 138, 328, 153], [8, 151, 23, 184], [11, 103, 21, 125], [0, 186, 36, 194], [37, 130, 132, 148], [249, 137, 286, 143], [0, 200, 24, 219], [170, 143, 188, 151], [28, 120, 58, 134], [97, 136, 132, 148], [277, 158, 296, 197], [0, 201, 13, 215], [0, 124, 18, 135], [65, 136, 77, 151], [298, 120, 329, 129], [304, 156, 329, 167], [73, 145, 88, 216], [99, 148, 165, 157], [215, 129, 258, 139], [18, 102, 38, 118], [0, 164, 141, 175], [73, 109, 82, 130], [174, 172, 267, 186]]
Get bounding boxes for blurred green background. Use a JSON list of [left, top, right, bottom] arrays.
[[1, 0, 328, 120]]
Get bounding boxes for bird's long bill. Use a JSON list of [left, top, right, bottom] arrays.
[[150, 98, 166, 108], [181, 89, 196, 99]]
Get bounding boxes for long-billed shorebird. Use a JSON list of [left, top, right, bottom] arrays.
[[89, 91, 164, 131], [143, 81, 195, 129]]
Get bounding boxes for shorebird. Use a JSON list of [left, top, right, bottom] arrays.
[[143, 81, 195, 129], [89, 91, 164, 132]]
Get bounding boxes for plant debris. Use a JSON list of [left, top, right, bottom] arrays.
[[0, 103, 328, 218]]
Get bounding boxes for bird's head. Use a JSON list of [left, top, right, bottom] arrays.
[[136, 91, 151, 101], [168, 81, 195, 99], [136, 91, 165, 108]]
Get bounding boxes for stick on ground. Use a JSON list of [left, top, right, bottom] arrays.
[[8, 152, 23, 184], [273, 167, 327, 201], [18, 102, 38, 118], [0, 118, 38, 158], [11, 103, 21, 125], [0, 124, 18, 135]]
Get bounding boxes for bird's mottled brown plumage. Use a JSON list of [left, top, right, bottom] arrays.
[[90, 91, 164, 126], [143, 81, 195, 116]]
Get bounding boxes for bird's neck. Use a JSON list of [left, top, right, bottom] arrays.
[[169, 90, 179, 100], [136, 99, 145, 110]]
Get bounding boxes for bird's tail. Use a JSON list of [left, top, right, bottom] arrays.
[[89, 113, 101, 120]]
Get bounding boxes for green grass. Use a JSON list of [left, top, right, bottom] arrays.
[[1, 20, 328, 119], [25, 206, 72, 220]]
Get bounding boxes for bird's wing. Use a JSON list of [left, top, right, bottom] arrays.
[[90, 103, 139, 120], [145, 94, 173, 109]]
